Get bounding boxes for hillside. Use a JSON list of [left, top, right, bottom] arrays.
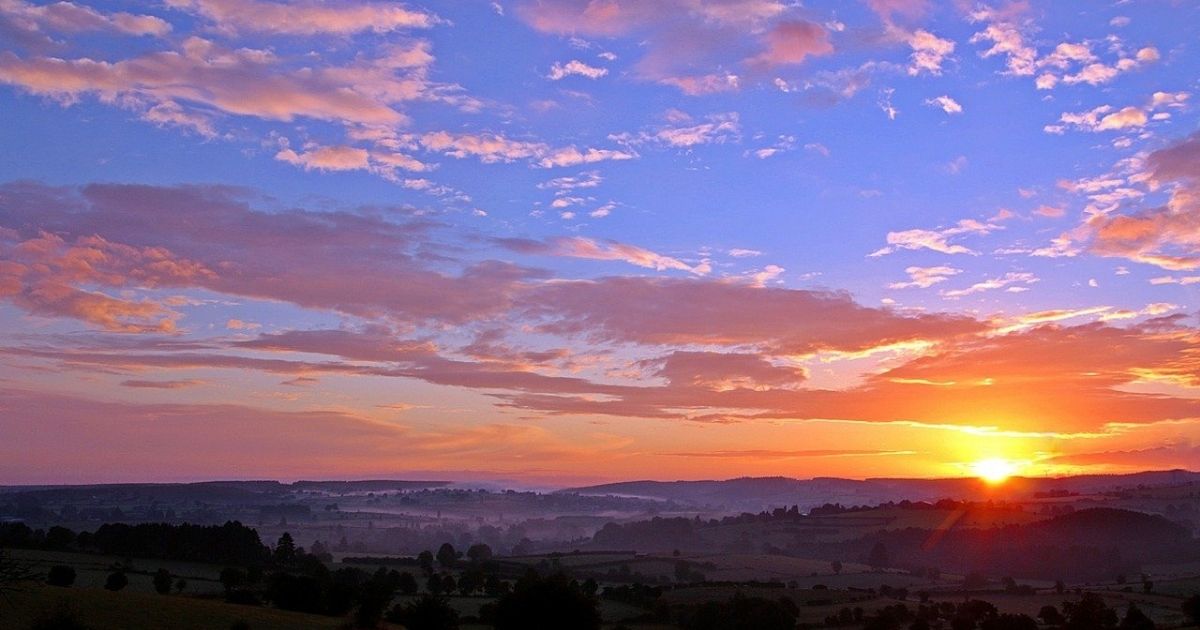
[[562, 470, 1200, 512], [2, 586, 361, 630]]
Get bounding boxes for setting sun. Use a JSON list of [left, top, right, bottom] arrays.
[[971, 458, 1021, 485]]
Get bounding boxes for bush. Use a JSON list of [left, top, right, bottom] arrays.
[[153, 568, 172, 595], [46, 565, 76, 588], [103, 571, 128, 592], [680, 593, 799, 630]]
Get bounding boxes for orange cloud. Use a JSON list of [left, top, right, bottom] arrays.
[[0, 230, 211, 332]]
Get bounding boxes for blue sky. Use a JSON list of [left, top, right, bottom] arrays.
[[0, 0, 1198, 484]]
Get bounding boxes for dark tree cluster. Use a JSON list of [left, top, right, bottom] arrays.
[[1, 520, 270, 567], [483, 570, 601, 630], [386, 593, 460, 630], [795, 508, 1196, 582], [265, 564, 401, 627], [829, 594, 1157, 630], [677, 593, 799, 630]]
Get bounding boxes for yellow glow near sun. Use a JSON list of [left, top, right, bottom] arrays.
[[971, 458, 1020, 484]]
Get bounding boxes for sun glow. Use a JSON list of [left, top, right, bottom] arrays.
[[971, 458, 1020, 484]]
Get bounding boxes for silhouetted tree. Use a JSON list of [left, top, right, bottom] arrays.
[[386, 593, 460, 630], [680, 593, 798, 630], [88, 521, 268, 565], [492, 571, 601, 630], [104, 570, 128, 591], [466, 543, 493, 562], [427, 573, 443, 595], [418, 550, 434, 575], [1062, 593, 1118, 629], [353, 568, 397, 629], [174, 578, 187, 593], [45, 526, 75, 550], [1039, 605, 1065, 625], [436, 543, 458, 568], [1119, 603, 1155, 630], [46, 565, 76, 587], [153, 568, 172, 594], [832, 560, 843, 574], [273, 532, 297, 565]]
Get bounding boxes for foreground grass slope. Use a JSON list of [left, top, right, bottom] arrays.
[[2, 585, 357, 630]]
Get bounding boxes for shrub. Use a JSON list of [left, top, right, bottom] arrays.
[[46, 565, 76, 588], [103, 571, 128, 592]]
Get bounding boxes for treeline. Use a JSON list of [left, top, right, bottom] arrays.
[[0, 520, 269, 566], [811, 508, 1200, 581], [588, 508, 1200, 582], [825, 593, 1161, 630], [593, 517, 702, 551], [808, 499, 1023, 516]]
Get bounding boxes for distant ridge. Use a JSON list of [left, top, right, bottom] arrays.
[[560, 469, 1200, 511], [0, 479, 452, 503]]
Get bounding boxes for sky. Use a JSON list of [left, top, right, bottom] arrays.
[[0, 0, 1198, 486]]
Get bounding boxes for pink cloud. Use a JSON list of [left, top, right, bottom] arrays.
[[514, 0, 826, 94], [0, 182, 543, 326], [0, 0, 171, 41], [648, 351, 807, 390], [497, 236, 708, 274], [0, 230, 212, 332], [1084, 133, 1200, 270], [165, 0, 438, 36], [520, 276, 985, 354], [0, 39, 414, 126], [866, 0, 930, 23], [0, 387, 411, 482], [275, 144, 372, 172], [750, 20, 833, 66]]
